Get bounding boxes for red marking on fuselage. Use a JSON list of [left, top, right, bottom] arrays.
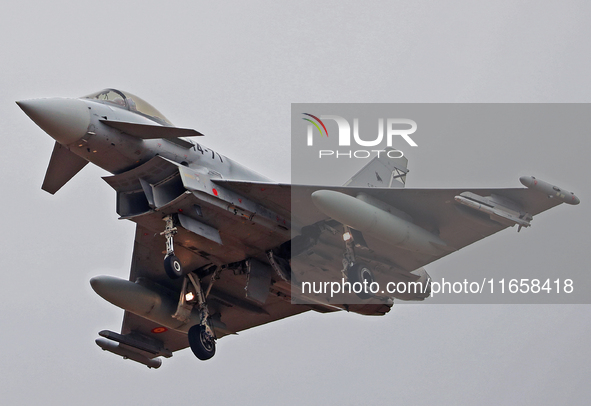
[[152, 327, 167, 334]]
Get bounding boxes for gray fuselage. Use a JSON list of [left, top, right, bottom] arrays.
[[71, 98, 270, 183]]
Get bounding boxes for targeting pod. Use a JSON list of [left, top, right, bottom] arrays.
[[520, 176, 580, 205]]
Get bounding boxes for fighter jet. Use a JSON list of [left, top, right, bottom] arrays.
[[17, 89, 580, 368]]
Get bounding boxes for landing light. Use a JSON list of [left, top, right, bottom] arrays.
[[343, 232, 352, 242], [185, 292, 195, 301]]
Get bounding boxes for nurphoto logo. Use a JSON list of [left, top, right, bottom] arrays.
[[303, 113, 418, 158]]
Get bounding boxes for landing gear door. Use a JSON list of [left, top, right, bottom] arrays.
[[245, 259, 272, 304]]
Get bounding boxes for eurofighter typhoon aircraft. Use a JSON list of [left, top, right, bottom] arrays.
[[17, 89, 580, 368]]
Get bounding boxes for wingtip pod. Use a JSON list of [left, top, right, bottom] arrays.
[[519, 176, 580, 205]]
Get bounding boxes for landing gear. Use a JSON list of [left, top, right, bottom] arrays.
[[161, 215, 183, 279], [188, 324, 216, 360], [164, 255, 183, 279], [173, 270, 221, 361], [347, 262, 375, 299], [341, 225, 375, 299]]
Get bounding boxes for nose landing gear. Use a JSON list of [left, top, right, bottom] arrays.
[[161, 215, 183, 279], [164, 254, 183, 279]]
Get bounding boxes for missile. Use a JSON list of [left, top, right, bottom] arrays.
[[311, 190, 448, 256], [520, 176, 580, 205], [454, 194, 531, 229], [95, 338, 162, 369]]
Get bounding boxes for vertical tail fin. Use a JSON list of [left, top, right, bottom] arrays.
[[343, 147, 408, 188]]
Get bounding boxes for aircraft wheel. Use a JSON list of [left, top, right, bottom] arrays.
[[164, 255, 183, 279], [188, 324, 216, 360], [347, 262, 375, 299]]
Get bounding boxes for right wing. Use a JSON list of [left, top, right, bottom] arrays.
[[94, 222, 373, 368]]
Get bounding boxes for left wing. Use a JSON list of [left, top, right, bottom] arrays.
[[215, 177, 577, 274]]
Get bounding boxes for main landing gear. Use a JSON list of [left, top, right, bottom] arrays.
[[161, 214, 220, 360], [173, 269, 221, 360], [342, 226, 375, 300], [161, 215, 183, 279], [188, 324, 216, 360], [346, 262, 375, 300]]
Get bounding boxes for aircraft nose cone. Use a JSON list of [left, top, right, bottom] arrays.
[[17, 98, 90, 145]]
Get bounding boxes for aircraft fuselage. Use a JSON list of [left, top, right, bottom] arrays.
[[19, 95, 270, 183]]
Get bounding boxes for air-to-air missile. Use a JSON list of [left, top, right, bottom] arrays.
[[454, 192, 533, 229], [454, 176, 579, 231], [95, 338, 163, 369]]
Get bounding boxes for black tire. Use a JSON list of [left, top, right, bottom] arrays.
[[164, 255, 183, 279], [188, 324, 216, 360], [347, 262, 375, 299]]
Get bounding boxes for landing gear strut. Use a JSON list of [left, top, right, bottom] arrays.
[[173, 270, 220, 360], [161, 215, 183, 279], [342, 226, 375, 299]]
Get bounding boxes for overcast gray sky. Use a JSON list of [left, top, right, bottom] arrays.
[[1, 1, 590, 405]]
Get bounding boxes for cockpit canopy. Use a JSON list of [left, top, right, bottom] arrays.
[[82, 89, 173, 126]]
